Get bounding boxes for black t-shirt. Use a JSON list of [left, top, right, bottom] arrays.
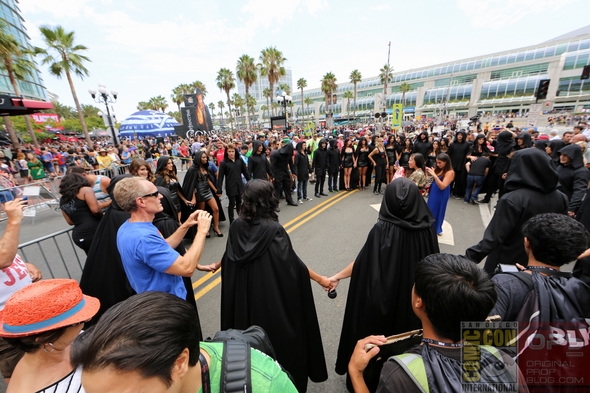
[[469, 157, 491, 177], [490, 273, 532, 320]]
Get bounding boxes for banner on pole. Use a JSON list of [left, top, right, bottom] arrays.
[[392, 104, 403, 129]]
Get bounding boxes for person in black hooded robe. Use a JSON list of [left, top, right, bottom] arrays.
[[154, 156, 185, 222], [514, 131, 533, 150], [480, 130, 516, 203], [153, 186, 216, 342], [271, 139, 298, 207], [219, 179, 328, 393], [556, 144, 590, 217], [447, 130, 471, 198], [546, 139, 566, 167], [79, 174, 134, 327], [328, 178, 440, 385], [466, 148, 568, 274], [249, 140, 273, 180]]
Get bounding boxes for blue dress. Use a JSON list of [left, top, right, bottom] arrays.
[[427, 175, 451, 234]]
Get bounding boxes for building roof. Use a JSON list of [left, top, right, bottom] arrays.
[[544, 24, 590, 43]]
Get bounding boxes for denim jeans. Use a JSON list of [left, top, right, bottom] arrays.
[[465, 174, 485, 202], [328, 172, 338, 191], [297, 179, 308, 200]]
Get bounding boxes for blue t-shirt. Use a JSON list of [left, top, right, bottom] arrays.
[[116, 220, 185, 299]]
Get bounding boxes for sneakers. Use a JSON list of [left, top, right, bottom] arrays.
[[305, 197, 313, 201], [298, 199, 303, 204]]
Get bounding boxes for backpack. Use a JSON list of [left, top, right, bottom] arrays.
[[505, 270, 590, 391], [204, 325, 293, 393]]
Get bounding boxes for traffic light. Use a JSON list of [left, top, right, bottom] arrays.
[[536, 79, 550, 100], [582, 65, 590, 80], [320, 121, 326, 128]]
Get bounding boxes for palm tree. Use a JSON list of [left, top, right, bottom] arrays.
[[52, 101, 76, 119], [259, 47, 286, 116], [217, 100, 225, 126], [154, 95, 167, 112], [216, 68, 235, 130], [296, 78, 307, 123], [208, 102, 215, 121], [399, 82, 412, 105], [0, 21, 39, 147], [277, 82, 290, 96], [80, 104, 99, 118], [320, 72, 337, 114], [236, 54, 257, 131], [171, 85, 184, 113], [37, 25, 92, 146], [190, 80, 207, 96], [343, 91, 353, 115], [260, 104, 268, 120], [137, 101, 150, 111], [382, 64, 393, 110], [349, 69, 362, 119], [247, 94, 257, 126], [232, 93, 245, 129], [304, 97, 313, 122], [262, 87, 272, 119]]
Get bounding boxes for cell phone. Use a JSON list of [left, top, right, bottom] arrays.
[[22, 196, 28, 205]]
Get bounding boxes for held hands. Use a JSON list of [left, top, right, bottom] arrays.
[[316, 275, 331, 291], [327, 276, 340, 291], [348, 335, 388, 376]]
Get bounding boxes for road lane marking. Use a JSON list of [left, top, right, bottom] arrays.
[[193, 190, 356, 299]]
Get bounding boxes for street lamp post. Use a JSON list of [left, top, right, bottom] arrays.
[[276, 91, 292, 131], [89, 83, 118, 146]]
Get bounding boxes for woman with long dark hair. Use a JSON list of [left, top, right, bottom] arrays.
[[219, 179, 328, 392], [426, 153, 455, 235], [129, 158, 155, 182], [385, 135, 397, 183], [59, 173, 103, 254], [181, 150, 222, 238], [399, 137, 413, 169], [426, 139, 440, 168], [341, 138, 356, 191], [154, 156, 186, 222], [356, 138, 371, 190], [439, 137, 449, 154], [406, 153, 428, 191], [368, 137, 388, 195]]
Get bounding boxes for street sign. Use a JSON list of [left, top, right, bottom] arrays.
[[527, 104, 542, 128]]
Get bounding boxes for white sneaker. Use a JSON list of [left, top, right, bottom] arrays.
[[305, 197, 312, 201], [298, 199, 303, 204]]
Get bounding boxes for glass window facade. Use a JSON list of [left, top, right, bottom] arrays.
[[563, 49, 590, 70], [558, 76, 590, 97], [423, 85, 472, 104], [479, 75, 543, 99]]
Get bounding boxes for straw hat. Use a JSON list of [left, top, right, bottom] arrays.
[[0, 279, 100, 338]]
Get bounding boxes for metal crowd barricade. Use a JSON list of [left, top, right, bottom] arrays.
[[89, 164, 130, 178], [17, 228, 85, 281]]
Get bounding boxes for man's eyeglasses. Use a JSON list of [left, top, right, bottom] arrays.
[[141, 191, 159, 199]]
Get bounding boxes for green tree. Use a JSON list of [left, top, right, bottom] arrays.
[[217, 100, 225, 126], [50, 100, 76, 119], [343, 90, 353, 114], [296, 78, 307, 123], [262, 88, 272, 119], [379, 64, 394, 95], [276, 82, 290, 96], [304, 97, 313, 121], [399, 82, 412, 105], [232, 93, 245, 129], [208, 102, 215, 120], [260, 104, 268, 119], [320, 72, 337, 114], [0, 20, 39, 147], [147, 96, 167, 112], [167, 111, 181, 123], [349, 69, 362, 119], [80, 104, 100, 118], [259, 47, 286, 116], [190, 81, 207, 96], [171, 85, 184, 113], [247, 94, 257, 126], [236, 54, 257, 131], [37, 25, 92, 146], [137, 101, 150, 111], [216, 68, 235, 130]]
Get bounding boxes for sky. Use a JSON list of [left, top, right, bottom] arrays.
[[19, 0, 590, 121]]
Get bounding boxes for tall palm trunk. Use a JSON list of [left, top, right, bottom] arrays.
[[3, 117, 19, 148], [300, 87, 304, 124], [6, 65, 37, 147], [265, 96, 270, 121], [269, 82, 274, 116], [65, 68, 92, 146], [353, 82, 357, 119], [225, 91, 233, 131], [245, 86, 251, 132], [219, 111, 224, 126]]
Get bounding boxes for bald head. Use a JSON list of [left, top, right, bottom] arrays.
[[572, 134, 587, 144]]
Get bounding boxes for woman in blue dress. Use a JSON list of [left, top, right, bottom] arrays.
[[426, 153, 455, 235]]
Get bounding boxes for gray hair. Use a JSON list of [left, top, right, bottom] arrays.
[[113, 177, 149, 212]]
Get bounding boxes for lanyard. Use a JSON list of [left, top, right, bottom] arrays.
[[422, 338, 464, 348], [199, 352, 210, 393]]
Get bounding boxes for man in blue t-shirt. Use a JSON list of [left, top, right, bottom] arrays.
[[114, 177, 213, 299]]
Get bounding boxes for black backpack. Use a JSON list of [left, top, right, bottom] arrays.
[[203, 325, 293, 393]]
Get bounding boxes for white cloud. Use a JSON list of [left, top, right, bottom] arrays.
[[370, 4, 391, 11], [19, 0, 91, 18], [457, 0, 580, 28]]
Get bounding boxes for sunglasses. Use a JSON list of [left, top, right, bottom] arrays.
[[141, 191, 159, 199]]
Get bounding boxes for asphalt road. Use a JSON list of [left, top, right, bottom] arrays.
[[3, 175, 575, 393]]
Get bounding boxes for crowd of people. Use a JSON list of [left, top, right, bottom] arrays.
[[0, 114, 589, 392]]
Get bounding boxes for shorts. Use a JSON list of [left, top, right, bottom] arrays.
[[0, 337, 24, 378], [19, 170, 28, 178], [0, 190, 14, 203]]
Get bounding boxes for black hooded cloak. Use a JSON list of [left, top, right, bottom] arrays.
[[447, 130, 470, 196], [249, 140, 273, 180], [547, 139, 566, 166], [515, 132, 533, 149], [466, 149, 568, 274], [335, 178, 440, 378], [557, 144, 590, 214], [80, 174, 134, 326], [154, 156, 182, 212], [220, 217, 328, 392]]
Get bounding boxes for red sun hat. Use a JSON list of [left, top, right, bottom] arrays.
[[0, 279, 100, 338]]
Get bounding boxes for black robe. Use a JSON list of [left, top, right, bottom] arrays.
[[220, 218, 328, 393], [153, 186, 202, 341], [80, 175, 134, 327], [334, 178, 440, 382]]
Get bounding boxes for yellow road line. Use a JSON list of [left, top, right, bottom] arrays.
[[286, 190, 357, 233], [282, 192, 351, 230], [195, 277, 222, 300], [192, 268, 221, 290], [193, 190, 355, 299]]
